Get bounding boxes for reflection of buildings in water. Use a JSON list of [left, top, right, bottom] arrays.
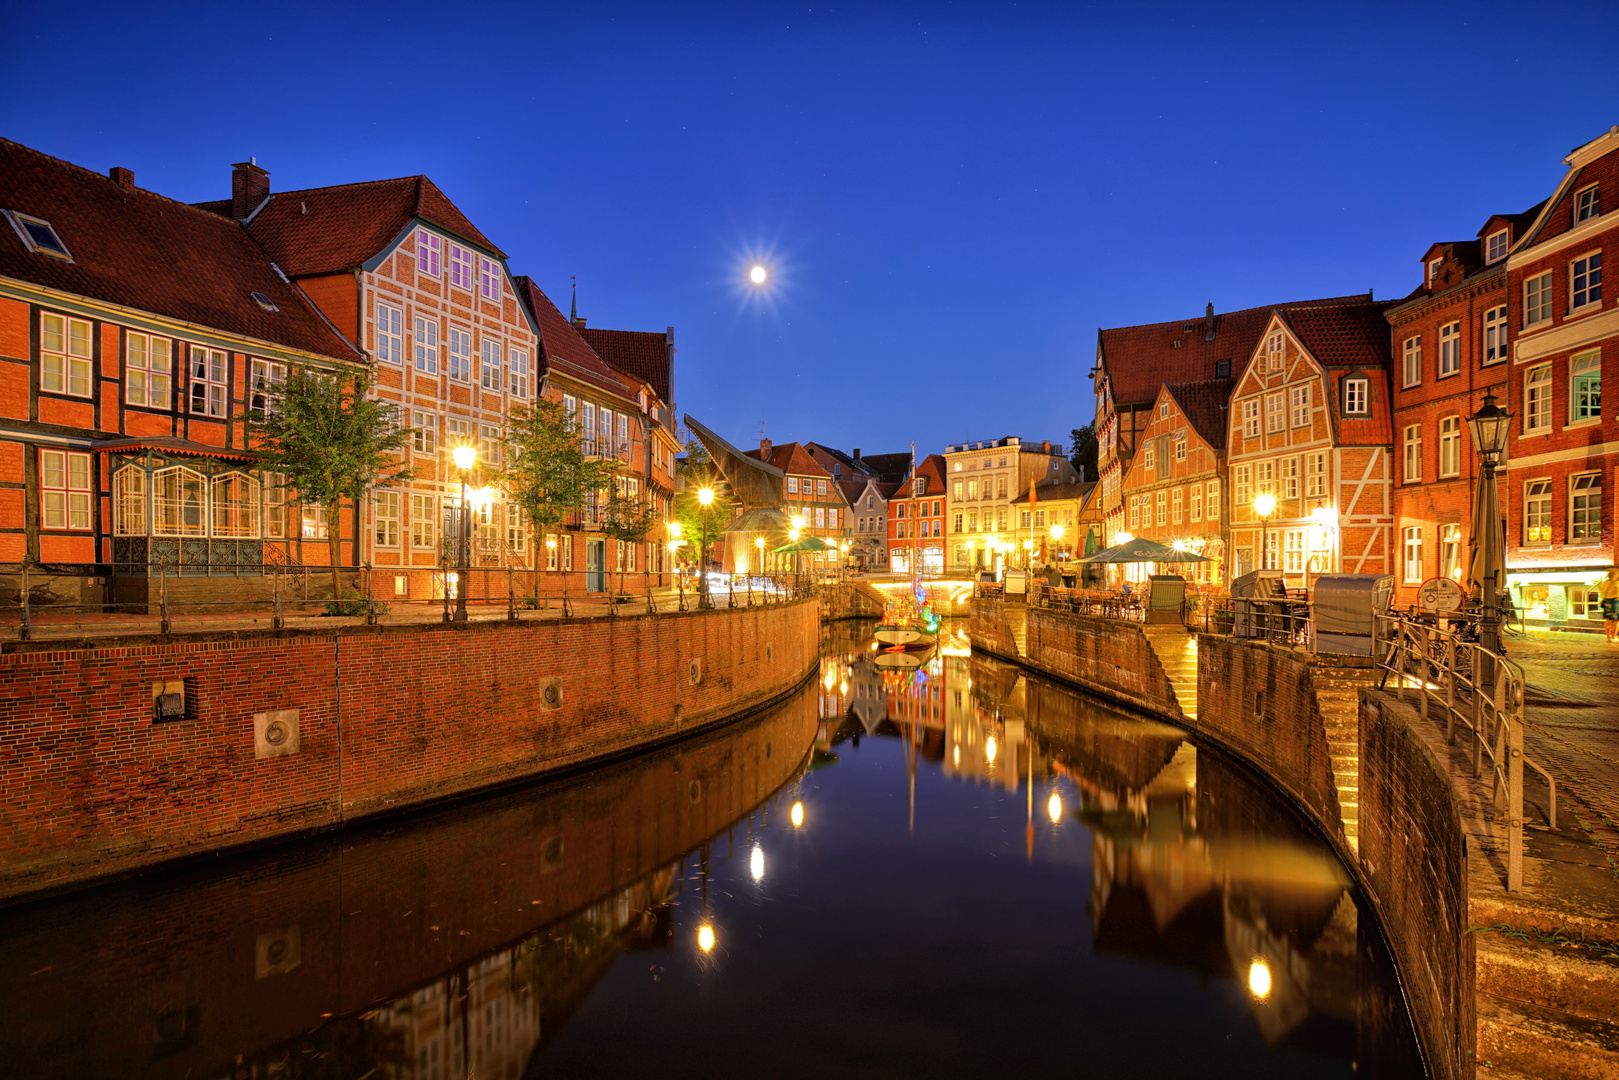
[[942, 654, 1049, 792]]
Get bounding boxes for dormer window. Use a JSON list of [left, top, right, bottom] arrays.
[[1266, 331, 1284, 372], [1428, 258, 1442, 283], [913, 477, 925, 497], [5, 211, 71, 260], [1486, 229, 1510, 263], [1575, 184, 1600, 224]]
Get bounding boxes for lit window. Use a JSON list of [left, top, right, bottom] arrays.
[[1572, 350, 1602, 423], [216, 476, 262, 539], [301, 503, 328, 540], [450, 244, 474, 290], [1439, 416, 1461, 478], [1306, 451, 1327, 498], [1525, 365, 1552, 433], [265, 472, 289, 539], [1524, 479, 1552, 544], [479, 257, 502, 301], [38, 449, 91, 530], [154, 466, 206, 537], [1207, 479, 1220, 520], [411, 493, 437, 550], [1402, 335, 1422, 387], [1265, 393, 1284, 433], [480, 339, 502, 390], [1486, 229, 1509, 263], [1525, 271, 1554, 326], [1428, 258, 1442, 283], [189, 345, 228, 417], [1571, 473, 1602, 542], [817, 479, 828, 496], [1281, 456, 1299, 500], [448, 327, 472, 381], [40, 312, 92, 397], [1403, 526, 1424, 584], [1344, 377, 1369, 414], [509, 349, 529, 398], [412, 410, 437, 455], [787, 476, 798, 494], [1574, 185, 1600, 224], [1571, 586, 1602, 619], [1290, 385, 1310, 428], [1233, 465, 1251, 510], [1438, 321, 1460, 377], [112, 466, 145, 536], [125, 331, 172, 408], [1571, 253, 1602, 311], [250, 358, 286, 414], [413, 315, 439, 373], [1190, 484, 1203, 521], [375, 302, 403, 364], [1284, 529, 1305, 573], [372, 491, 400, 548], [1483, 305, 1507, 364], [1128, 495, 1140, 529], [1440, 524, 1462, 580], [1155, 490, 1166, 526], [1403, 424, 1423, 483], [1242, 399, 1261, 438], [1172, 487, 1183, 524], [5, 210, 70, 259]]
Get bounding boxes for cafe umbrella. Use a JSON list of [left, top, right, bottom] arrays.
[[1078, 536, 1212, 564]]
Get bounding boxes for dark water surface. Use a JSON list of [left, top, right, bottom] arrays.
[[1, 619, 1424, 1079]]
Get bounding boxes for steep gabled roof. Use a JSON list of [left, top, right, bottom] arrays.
[[744, 440, 832, 479], [686, 414, 784, 509], [1276, 300, 1394, 369], [835, 477, 868, 506], [217, 175, 501, 278], [1164, 380, 1232, 452], [578, 326, 672, 406], [858, 452, 913, 485], [0, 138, 362, 362], [511, 277, 636, 403], [1099, 294, 1371, 406]]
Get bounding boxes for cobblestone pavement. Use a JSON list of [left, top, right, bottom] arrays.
[[1512, 629, 1619, 874]]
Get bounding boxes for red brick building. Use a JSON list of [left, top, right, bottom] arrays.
[[1505, 125, 1619, 624], [1117, 381, 1228, 584], [888, 454, 947, 574], [744, 439, 850, 573]]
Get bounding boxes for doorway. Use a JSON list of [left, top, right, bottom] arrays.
[[586, 539, 606, 593]]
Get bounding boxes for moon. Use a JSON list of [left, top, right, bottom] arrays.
[[749, 265, 768, 285]]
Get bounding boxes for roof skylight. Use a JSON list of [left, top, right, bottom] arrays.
[[251, 291, 279, 312], [4, 211, 71, 260]]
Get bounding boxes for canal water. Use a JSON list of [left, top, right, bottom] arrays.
[[1, 619, 1424, 1079]]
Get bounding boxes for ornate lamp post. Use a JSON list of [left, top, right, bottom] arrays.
[[1467, 392, 1513, 658], [1253, 493, 1277, 574], [451, 444, 477, 623], [696, 487, 714, 609]]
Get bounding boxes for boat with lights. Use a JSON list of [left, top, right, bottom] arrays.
[[872, 578, 939, 648]]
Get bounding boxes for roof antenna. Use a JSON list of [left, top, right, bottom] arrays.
[[570, 276, 577, 322]]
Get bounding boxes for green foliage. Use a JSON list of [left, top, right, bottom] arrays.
[[602, 480, 662, 594], [324, 592, 387, 618], [1070, 423, 1098, 483], [673, 437, 733, 570], [500, 397, 618, 597]]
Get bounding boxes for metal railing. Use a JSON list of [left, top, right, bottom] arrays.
[[1200, 595, 1313, 648], [1373, 611, 1556, 894]]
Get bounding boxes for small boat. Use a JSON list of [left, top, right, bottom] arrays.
[[872, 576, 940, 648], [873, 644, 935, 671]]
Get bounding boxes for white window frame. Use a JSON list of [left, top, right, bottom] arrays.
[[1570, 251, 1602, 313], [449, 244, 474, 290], [250, 358, 286, 415], [1570, 472, 1602, 543], [1439, 416, 1461, 478], [412, 409, 437, 455], [1403, 424, 1423, 484], [1483, 305, 1507, 365], [40, 311, 92, 397], [480, 338, 503, 391], [375, 301, 403, 365], [38, 449, 92, 531], [413, 314, 439, 374], [1485, 229, 1509, 264], [374, 490, 401, 548], [1440, 523, 1462, 581], [1234, 465, 1251, 511], [6, 210, 72, 259], [1402, 335, 1422, 388], [1171, 487, 1183, 524], [1266, 331, 1284, 372], [416, 229, 442, 278], [1306, 451, 1327, 498], [1438, 321, 1460, 377], [1574, 183, 1600, 225], [1242, 399, 1261, 438], [1290, 384, 1310, 428], [1525, 364, 1552, 434], [1128, 495, 1140, 529], [1155, 490, 1167, 526], [1257, 460, 1275, 496], [1524, 479, 1552, 545], [188, 344, 228, 418], [1403, 526, 1424, 584], [509, 349, 529, 398], [411, 493, 437, 550], [1284, 529, 1305, 573], [1571, 350, 1601, 424], [125, 331, 172, 408], [1189, 484, 1203, 521], [1264, 392, 1285, 433], [1524, 271, 1554, 327], [1207, 480, 1220, 521], [448, 326, 472, 381], [1174, 435, 1187, 461], [479, 257, 502, 301], [1281, 456, 1299, 500], [1344, 376, 1369, 415]]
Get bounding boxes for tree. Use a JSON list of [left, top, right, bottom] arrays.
[[673, 437, 735, 593], [601, 478, 662, 598], [252, 366, 412, 603], [1070, 423, 1099, 483], [500, 397, 617, 601]]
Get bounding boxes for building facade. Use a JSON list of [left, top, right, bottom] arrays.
[[1008, 480, 1099, 569], [943, 437, 1075, 573], [745, 439, 850, 571], [887, 454, 946, 574], [1117, 381, 1227, 584]]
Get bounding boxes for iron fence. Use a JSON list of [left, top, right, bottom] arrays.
[[1200, 595, 1313, 648]]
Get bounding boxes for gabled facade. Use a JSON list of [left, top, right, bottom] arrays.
[[1008, 480, 1099, 568], [1225, 299, 1394, 587], [1504, 125, 1619, 623], [847, 476, 900, 568], [744, 438, 850, 570], [943, 436, 1075, 572], [888, 454, 946, 574], [1118, 381, 1228, 584]]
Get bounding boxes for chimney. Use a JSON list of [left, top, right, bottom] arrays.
[[759, 437, 772, 460], [1204, 301, 1216, 341], [108, 167, 135, 191], [231, 161, 270, 221], [1042, 440, 1051, 454], [571, 316, 587, 329], [853, 448, 861, 460]]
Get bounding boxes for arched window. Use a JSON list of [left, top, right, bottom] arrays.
[[153, 466, 206, 537], [113, 465, 147, 536], [211, 472, 261, 538]]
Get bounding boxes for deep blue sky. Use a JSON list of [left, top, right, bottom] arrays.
[[3, 2, 1616, 459]]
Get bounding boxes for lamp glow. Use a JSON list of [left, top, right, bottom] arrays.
[[985, 736, 998, 764], [697, 487, 714, 507], [1248, 958, 1273, 1000], [1114, 532, 1133, 545], [755, 537, 765, 549], [452, 444, 477, 471], [791, 514, 805, 530], [749, 845, 765, 882], [1050, 524, 1065, 541], [1311, 505, 1338, 527], [1047, 791, 1063, 824], [545, 536, 556, 549], [790, 801, 805, 828], [749, 265, 768, 285], [953, 745, 961, 766], [1253, 494, 1277, 518], [697, 924, 716, 953], [669, 522, 681, 539]]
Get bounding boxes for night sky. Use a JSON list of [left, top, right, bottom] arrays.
[[3, 1, 1615, 459]]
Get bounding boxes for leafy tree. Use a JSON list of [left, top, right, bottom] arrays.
[[1070, 423, 1099, 483], [500, 397, 617, 600], [252, 366, 412, 603], [601, 479, 662, 597], [673, 437, 735, 590]]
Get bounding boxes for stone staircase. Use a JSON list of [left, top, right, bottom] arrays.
[[1007, 604, 1029, 658], [1312, 666, 1378, 852], [1140, 625, 1199, 721], [1474, 928, 1619, 1079]]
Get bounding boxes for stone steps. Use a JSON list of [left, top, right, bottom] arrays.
[[1309, 669, 1377, 854], [1477, 931, 1619, 1027], [1477, 993, 1619, 1080], [1141, 626, 1199, 721]]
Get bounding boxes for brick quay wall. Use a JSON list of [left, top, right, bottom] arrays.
[[0, 598, 819, 901]]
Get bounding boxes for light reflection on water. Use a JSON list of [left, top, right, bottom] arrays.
[[0, 619, 1422, 1079]]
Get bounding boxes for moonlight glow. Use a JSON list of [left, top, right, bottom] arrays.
[[749, 264, 768, 284]]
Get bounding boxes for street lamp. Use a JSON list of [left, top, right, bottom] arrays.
[[1253, 493, 1277, 573], [697, 487, 714, 608], [1467, 392, 1513, 657], [754, 534, 765, 577], [451, 444, 477, 622]]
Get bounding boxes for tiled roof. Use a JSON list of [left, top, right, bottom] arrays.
[[578, 326, 672, 406], [858, 451, 913, 484], [1099, 294, 1372, 406], [0, 139, 363, 362], [744, 441, 831, 479], [218, 175, 502, 278], [511, 277, 636, 402], [835, 477, 867, 506], [1011, 480, 1095, 505], [1164, 380, 1232, 452], [1277, 300, 1394, 369]]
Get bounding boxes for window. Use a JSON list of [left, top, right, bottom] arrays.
[[1281, 457, 1299, 500], [1571, 586, 1602, 619], [1428, 258, 1442, 283], [446, 417, 471, 456], [507, 505, 526, 552], [125, 332, 173, 408], [1440, 524, 1461, 581], [1266, 331, 1284, 372], [302, 502, 328, 540], [375, 302, 403, 364], [952, 480, 962, 499], [188, 346, 227, 417], [154, 466, 206, 537], [1190, 484, 1203, 521], [1402, 335, 1422, 387], [1572, 350, 1602, 422], [1216, 359, 1232, 378], [374, 491, 400, 547], [413, 315, 439, 373], [1570, 472, 1602, 542], [112, 466, 144, 536], [817, 479, 828, 496], [813, 507, 825, 529], [1234, 465, 1251, 510], [38, 449, 91, 530], [1284, 530, 1305, 573], [509, 349, 529, 398], [246, 358, 285, 416], [1439, 416, 1461, 478], [831, 508, 841, 530], [265, 473, 288, 539], [6, 211, 71, 258], [997, 476, 1007, 498], [1344, 377, 1368, 414], [1257, 459, 1275, 496], [787, 476, 799, 494], [411, 493, 436, 550], [450, 244, 474, 290], [1306, 452, 1327, 498], [1403, 527, 1424, 584], [1242, 399, 1261, 438], [40, 312, 91, 397], [1155, 490, 1167, 526], [1525, 364, 1552, 433], [1143, 442, 1155, 470], [1483, 305, 1507, 364], [448, 327, 472, 381], [1128, 495, 1140, 529], [480, 424, 502, 468], [1020, 510, 1031, 528], [1486, 229, 1509, 263], [1575, 184, 1600, 224], [481, 339, 502, 390], [1403, 424, 1422, 483], [1207, 480, 1220, 520], [1524, 480, 1552, 544], [412, 410, 437, 455], [968, 479, 978, 499], [597, 407, 611, 455], [953, 512, 963, 533], [1262, 531, 1278, 571], [1265, 393, 1285, 433], [416, 230, 442, 277], [1174, 436, 1187, 460], [1571, 253, 1602, 311], [1172, 487, 1183, 524], [1438, 321, 1460, 377], [996, 508, 1006, 530], [1525, 271, 1553, 326], [1290, 385, 1310, 428], [479, 257, 502, 301]]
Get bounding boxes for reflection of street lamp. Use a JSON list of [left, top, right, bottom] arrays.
[[698, 923, 716, 953], [1248, 957, 1273, 1000], [451, 444, 477, 622], [1253, 493, 1277, 572], [696, 487, 714, 608], [790, 801, 805, 828], [1467, 392, 1513, 658], [1046, 790, 1063, 824]]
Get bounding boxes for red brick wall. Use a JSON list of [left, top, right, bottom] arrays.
[[0, 599, 818, 900]]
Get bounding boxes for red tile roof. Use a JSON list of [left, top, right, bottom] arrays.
[[1277, 300, 1394, 369], [511, 277, 636, 403], [744, 441, 832, 479], [578, 326, 672, 406], [1099, 294, 1372, 406], [212, 175, 502, 278], [1011, 480, 1095, 505], [1164, 380, 1232, 452], [0, 139, 362, 362]]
